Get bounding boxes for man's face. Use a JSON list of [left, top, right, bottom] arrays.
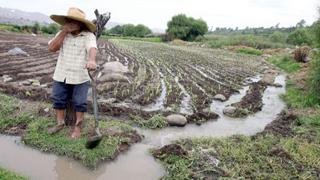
[[65, 18, 83, 31]]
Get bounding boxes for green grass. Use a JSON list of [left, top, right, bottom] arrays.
[[22, 119, 137, 169], [154, 134, 320, 179], [282, 80, 319, 108], [236, 47, 263, 56], [102, 35, 162, 43], [130, 114, 168, 129], [203, 34, 291, 49], [267, 56, 302, 73], [0, 93, 141, 168], [0, 167, 28, 180]]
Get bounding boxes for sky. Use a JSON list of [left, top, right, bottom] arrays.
[[0, 0, 319, 31]]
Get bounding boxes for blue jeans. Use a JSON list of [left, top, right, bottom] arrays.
[[50, 80, 90, 112]]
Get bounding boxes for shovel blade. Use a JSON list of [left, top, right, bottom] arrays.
[[85, 135, 103, 149]]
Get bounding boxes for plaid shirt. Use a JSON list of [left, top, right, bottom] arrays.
[[49, 31, 97, 84]]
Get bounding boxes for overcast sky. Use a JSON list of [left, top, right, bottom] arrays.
[[0, 0, 319, 30]]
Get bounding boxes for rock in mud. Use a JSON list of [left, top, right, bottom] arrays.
[[261, 74, 275, 85], [2, 75, 13, 82], [153, 144, 188, 157], [99, 73, 130, 83], [7, 47, 29, 56], [213, 94, 226, 102], [103, 61, 128, 74], [186, 111, 219, 125], [223, 106, 237, 115], [166, 114, 187, 126]]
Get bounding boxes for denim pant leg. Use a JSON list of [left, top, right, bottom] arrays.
[[50, 80, 69, 109], [72, 81, 90, 112]]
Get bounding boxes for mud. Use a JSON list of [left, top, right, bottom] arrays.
[[152, 144, 188, 157], [260, 110, 297, 137]]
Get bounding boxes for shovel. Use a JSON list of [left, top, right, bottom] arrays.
[[86, 66, 103, 149]]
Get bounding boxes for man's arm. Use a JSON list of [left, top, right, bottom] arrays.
[[48, 23, 81, 52], [48, 31, 68, 52]]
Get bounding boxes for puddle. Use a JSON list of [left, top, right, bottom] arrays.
[[0, 136, 165, 180], [175, 76, 193, 115], [0, 75, 286, 180]]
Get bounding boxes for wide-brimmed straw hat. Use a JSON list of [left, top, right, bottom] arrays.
[[50, 7, 96, 32]]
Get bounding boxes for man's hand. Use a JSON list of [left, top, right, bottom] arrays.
[[85, 60, 97, 70], [62, 22, 80, 33]]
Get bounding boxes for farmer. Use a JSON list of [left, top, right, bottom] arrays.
[[47, 7, 97, 138]]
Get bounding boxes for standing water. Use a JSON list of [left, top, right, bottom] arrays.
[[0, 75, 286, 180]]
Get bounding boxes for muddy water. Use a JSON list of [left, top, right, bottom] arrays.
[[0, 75, 286, 180]]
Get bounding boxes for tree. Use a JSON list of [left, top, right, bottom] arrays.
[[123, 24, 136, 36], [269, 31, 287, 43], [296, 19, 306, 28], [287, 28, 312, 45], [166, 14, 208, 41], [108, 25, 123, 35], [32, 22, 40, 34], [134, 24, 152, 37], [41, 23, 59, 34]]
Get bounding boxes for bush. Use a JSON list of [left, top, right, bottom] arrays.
[[167, 14, 208, 41], [41, 23, 60, 34], [110, 24, 152, 37], [287, 28, 312, 46], [269, 31, 287, 43], [293, 46, 311, 62], [236, 47, 263, 56]]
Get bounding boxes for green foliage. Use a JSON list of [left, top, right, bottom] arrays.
[[41, 23, 60, 34], [205, 34, 290, 49], [236, 47, 263, 56], [131, 114, 168, 129], [154, 134, 320, 179], [287, 28, 312, 46], [266, 56, 301, 73], [22, 119, 135, 168], [269, 31, 287, 43], [108, 24, 152, 37], [167, 14, 208, 41], [282, 80, 319, 108], [0, 167, 28, 180], [31, 22, 40, 34], [108, 25, 123, 35]]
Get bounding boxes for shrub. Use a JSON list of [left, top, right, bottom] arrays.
[[236, 47, 263, 56], [293, 46, 311, 62], [269, 31, 287, 43]]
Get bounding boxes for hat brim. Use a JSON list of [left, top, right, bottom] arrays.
[[50, 15, 96, 32]]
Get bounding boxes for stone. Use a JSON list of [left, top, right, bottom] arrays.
[[103, 61, 128, 74], [2, 75, 13, 82], [99, 73, 130, 83], [261, 74, 274, 85], [19, 80, 32, 86], [213, 94, 226, 102], [166, 114, 187, 126], [7, 47, 29, 56], [223, 106, 237, 116]]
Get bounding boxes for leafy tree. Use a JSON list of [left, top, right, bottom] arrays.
[[287, 28, 312, 45], [269, 31, 287, 43], [123, 24, 136, 36], [108, 25, 124, 35], [167, 14, 208, 41], [296, 19, 306, 28], [134, 24, 152, 37], [41, 23, 59, 34], [32, 22, 40, 34]]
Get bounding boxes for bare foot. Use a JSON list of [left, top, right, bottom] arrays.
[[70, 126, 81, 139]]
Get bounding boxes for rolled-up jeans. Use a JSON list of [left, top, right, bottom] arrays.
[[49, 80, 90, 112]]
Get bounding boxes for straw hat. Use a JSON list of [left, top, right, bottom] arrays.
[[50, 7, 96, 32]]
